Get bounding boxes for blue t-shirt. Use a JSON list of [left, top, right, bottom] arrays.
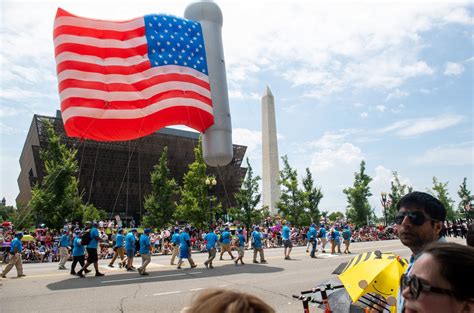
[[87, 227, 99, 249], [307, 227, 316, 240], [221, 231, 231, 244], [334, 230, 340, 243], [282, 226, 290, 240], [319, 227, 327, 237], [115, 234, 125, 247], [60, 234, 70, 248], [139, 234, 151, 255], [251, 231, 262, 248], [342, 229, 351, 240], [171, 233, 180, 245], [205, 232, 218, 250], [125, 232, 136, 250], [238, 234, 245, 247], [10, 237, 22, 254], [72, 237, 85, 256], [179, 232, 190, 251]]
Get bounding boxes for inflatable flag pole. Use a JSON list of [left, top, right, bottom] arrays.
[[185, 1, 233, 167]]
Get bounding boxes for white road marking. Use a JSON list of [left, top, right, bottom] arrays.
[[153, 291, 182, 296], [188, 271, 202, 275], [102, 273, 186, 283], [219, 284, 228, 287], [190, 288, 203, 291]]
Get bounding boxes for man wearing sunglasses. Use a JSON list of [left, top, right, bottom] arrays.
[[395, 191, 446, 313]]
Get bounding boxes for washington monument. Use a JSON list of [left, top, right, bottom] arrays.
[[262, 86, 280, 215]]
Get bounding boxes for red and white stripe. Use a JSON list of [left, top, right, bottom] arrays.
[[53, 8, 213, 141]]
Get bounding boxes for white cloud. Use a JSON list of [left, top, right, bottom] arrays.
[[360, 112, 369, 118], [0, 122, 22, 135], [232, 128, 262, 157], [444, 62, 465, 76], [443, 7, 473, 25], [353, 102, 364, 108], [413, 142, 474, 166], [376, 105, 386, 112], [386, 88, 409, 101], [379, 115, 464, 137]]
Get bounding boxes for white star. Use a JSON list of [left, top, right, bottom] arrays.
[[181, 49, 185, 53], [163, 17, 167, 21], [199, 44, 203, 48], [188, 28, 191, 32], [195, 48, 199, 52], [197, 60, 200, 64], [168, 23, 172, 27], [193, 65, 197, 68], [170, 35, 174, 39], [188, 56, 191, 60], [161, 48, 165, 52], [178, 55, 182, 59], [191, 52, 194, 56], [190, 40, 194, 44], [177, 43, 181, 47], [178, 25, 182, 29], [180, 37, 184, 41], [197, 32, 201, 36], [149, 23, 152, 27], [164, 29, 169, 33], [164, 60, 168, 64], [186, 45, 190, 49], [173, 18, 177, 22], [202, 69, 206, 73], [185, 32, 188, 36], [174, 60, 178, 64], [172, 48, 176, 52], [166, 41, 171, 45], [150, 35, 155, 40], [158, 23, 162, 27], [153, 16, 157, 20], [154, 61, 158, 65], [168, 54, 172, 58], [160, 35, 164, 39], [157, 42, 161, 46], [193, 37, 197, 41], [192, 24, 196, 28], [184, 62, 187, 66], [200, 57, 203, 60], [152, 49, 156, 53], [158, 55, 163, 58]]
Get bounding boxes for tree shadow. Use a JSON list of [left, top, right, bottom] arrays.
[[47, 263, 284, 291]]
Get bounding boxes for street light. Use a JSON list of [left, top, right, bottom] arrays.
[[205, 177, 217, 228], [380, 192, 389, 227]]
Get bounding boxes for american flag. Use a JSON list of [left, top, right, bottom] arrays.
[[53, 8, 213, 141]]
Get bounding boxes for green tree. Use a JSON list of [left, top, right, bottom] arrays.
[[344, 160, 373, 226], [230, 158, 261, 230], [277, 155, 305, 226], [430, 177, 456, 221], [457, 177, 473, 220], [328, 211, 345, 222], [81, 203, 107, 224], [302, 168, 323, 224], [174, 138, 221, 228], [29, 120, 82, 230], [0, 201, 34, 229], [142, 147, 178, 228], [321, 210, 329, 224], [387, 171, 413, 223]]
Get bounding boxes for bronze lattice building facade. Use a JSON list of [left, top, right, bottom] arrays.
[[17, 113, 247, 223]]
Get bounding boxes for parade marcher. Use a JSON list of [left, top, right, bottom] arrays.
[[1, 232, 25, 278], [204, 228, 218, 269], [234, 228, 246, 265], [77, 222, 105, 278], [333, 227, 342, 254], [282, 222, 293, 260], [58, 229, 70, 270], [177, 227, 197, 269], [308, 223, 317, 258], [138, 228, 152, 275], [125, 228, 138, 271], [395, 191, 447, 313], [108, 228, 126, 268], [342, 225, 352, 254], [319, 224, 327, 253], [219, 226, 234, 260], [71, 230, 89, 275], [170, 228, 180, 265], [251, 226, 266, 264]]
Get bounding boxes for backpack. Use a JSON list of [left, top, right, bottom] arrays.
[[81, 230, 91, 246], [342, 231, 349, 240]]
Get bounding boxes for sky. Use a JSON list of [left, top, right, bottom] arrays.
[[1, 0, 473, 216]]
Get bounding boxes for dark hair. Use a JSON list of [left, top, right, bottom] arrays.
[[423, 242, 474, 301], [397, 191, 446, 222]]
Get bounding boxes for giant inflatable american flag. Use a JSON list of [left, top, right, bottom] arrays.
[[53, 8, 214, 141]]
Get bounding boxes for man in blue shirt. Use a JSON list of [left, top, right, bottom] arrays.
[[319, 224, 327, 253], [77, 222, 105, 278], [234, 229, 246, 265], [2, 232, 25, 278], [204, 228, 218, 268], [109, 228, 126, 268], [252, 226, 266, 264], [307, 223, 318, 258], [58, 229, 70, 270], [219, 226, 235, 260], [177, 227, 197, 269], [124, 228, 138, 271], [138, 228, 152, 275], [71, 229, 86, 275], [170, 228, 180, 265], [395, 192, 447, 313], [282, 222, 293, 260], [342, 225, 352, 254]]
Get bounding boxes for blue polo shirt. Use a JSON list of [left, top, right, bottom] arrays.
[[307, 227, 316, 240], [139, 234, 151, 255], [334, 230, 340, 243], [319, 227, 327, 238], [179, 232, 190, 251], [171, 233, 180, 245], [60, 234, 70, 248], [87, 227, 99, 249], [221, 231, 231, 244], [10, 237, 22, 254], [72, 237, 85, 256], [205, 232, 218, 250], [238, 234, 245, 247], [125, 232, 136, 250], [251, 231, 262, 248], [282, 226, 290, 240], [115, 234, 125, 248]]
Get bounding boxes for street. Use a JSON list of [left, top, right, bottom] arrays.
[[0, 237, 465, 313]]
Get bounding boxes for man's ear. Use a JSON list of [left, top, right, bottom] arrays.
[[433, 221, 443, 237]]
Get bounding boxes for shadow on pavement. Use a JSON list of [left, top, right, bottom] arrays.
[[47, 263, 284, 291]]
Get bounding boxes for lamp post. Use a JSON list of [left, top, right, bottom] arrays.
[[205, 177, 217, 228], [380, 192, 388, 227]]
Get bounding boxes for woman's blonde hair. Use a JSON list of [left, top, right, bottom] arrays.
[[183, 288, 275, 313]]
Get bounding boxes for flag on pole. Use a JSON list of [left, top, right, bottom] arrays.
[[53, 8, 213, 141]]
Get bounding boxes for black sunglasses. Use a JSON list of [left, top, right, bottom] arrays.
[[400, 274, 456, 299], [394, 211, 435, 226]]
